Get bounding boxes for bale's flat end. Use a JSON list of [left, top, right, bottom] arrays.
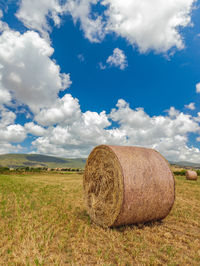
[[83, 145, 124, 227]]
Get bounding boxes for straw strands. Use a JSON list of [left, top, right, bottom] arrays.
[[83, 145, 175, 227]]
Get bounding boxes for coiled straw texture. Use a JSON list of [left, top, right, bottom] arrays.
[[83, 145, 175, 227]]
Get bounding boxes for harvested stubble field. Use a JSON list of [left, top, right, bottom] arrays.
[[0, 172, 199, 265]]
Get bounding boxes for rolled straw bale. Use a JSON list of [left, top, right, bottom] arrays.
[[186, 170, 197, 181], [83, 145, 175, 227]]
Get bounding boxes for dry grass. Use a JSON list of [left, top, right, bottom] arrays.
[[0, 172, 199, 265]]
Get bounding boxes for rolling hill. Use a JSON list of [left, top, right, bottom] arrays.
[[0, 154, 199, 170], [0, 154, 86, 169], [170, 161, 200, 168]]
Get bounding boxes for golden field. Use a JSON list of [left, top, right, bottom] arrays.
[[0, 172, 199, 265]]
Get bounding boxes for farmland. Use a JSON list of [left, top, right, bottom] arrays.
[[0, 172, 199, 265]]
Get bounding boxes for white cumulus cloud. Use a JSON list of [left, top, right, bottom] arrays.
[[0, 107, 16, 128], [109, 99, 200, 162], [106, 48, 128, 70], [16, 0, 196, 53], [0, 107, 26, 153], [24, 122, 46, 136], [0, 87, 11, 105], [0, 29, 71, 113], [16, 0, 66, 40], [0, 143, 23, 154], [184, 102, 195, 110], [167, 107, 180, 117], [65, 0, 106, 43], [196, 82, 200, 93], [0, 124, 26, 143], [35, 94, 81, 126], [28, 97, 200, 163], [102, 0, 195, 53], [16, 0, 105, 42]]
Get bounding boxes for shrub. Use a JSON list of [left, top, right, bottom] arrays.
[[173, 170, 186, 176], [0, 167, 10, 173]]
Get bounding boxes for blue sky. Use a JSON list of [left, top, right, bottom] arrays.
[[0, 0, 200, 162]]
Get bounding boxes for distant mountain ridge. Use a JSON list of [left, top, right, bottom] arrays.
[[170, 161, 200, 168], [0, 154, 86, 169], [0, 153, 199, 169]]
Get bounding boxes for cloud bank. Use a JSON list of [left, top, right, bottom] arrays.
[[16, 0, 196, 53], [29, 98, 200, 162]]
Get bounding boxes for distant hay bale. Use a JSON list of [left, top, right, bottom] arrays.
[[186, 170, 197, 181], [83, 145, 175, 228]]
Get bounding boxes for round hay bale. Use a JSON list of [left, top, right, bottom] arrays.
[[186, 170, 197, 180], [83, 145, 175, 227]]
